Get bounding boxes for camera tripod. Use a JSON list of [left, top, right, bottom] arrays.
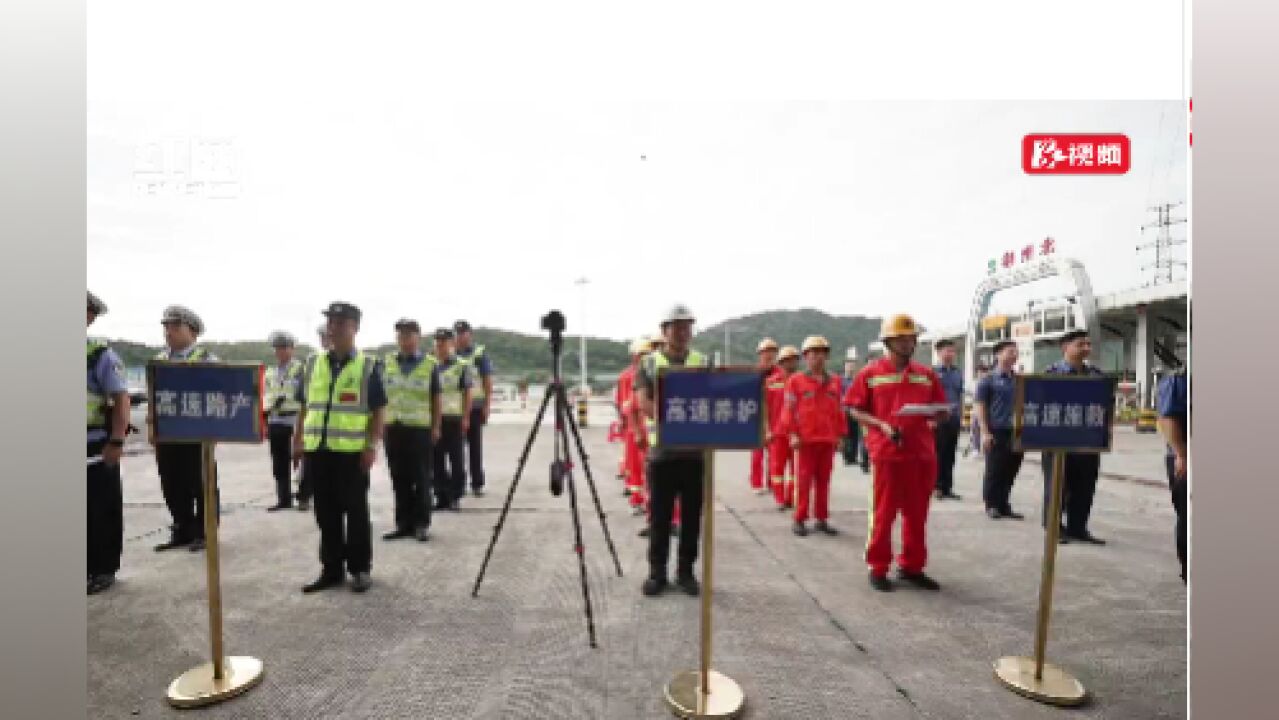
[[471, 311, 624, 648]]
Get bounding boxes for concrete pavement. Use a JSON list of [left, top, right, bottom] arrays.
[[90, 421, 1186, 719]]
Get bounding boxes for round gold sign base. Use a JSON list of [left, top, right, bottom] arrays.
[[664, 669, 745, 719], [167, 656, 264, 709], [994, 656, 1087, 707]]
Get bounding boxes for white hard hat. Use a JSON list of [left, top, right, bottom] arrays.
[[660, 304, 696, 327]]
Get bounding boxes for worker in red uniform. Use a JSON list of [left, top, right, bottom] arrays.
[[781, 336, 845, 536], [622, 337, 653, 514], [750, 338, 781, 494], [769, 345, 800, 509], [614, 338, 643, 498], [844, 314, 950, 592]]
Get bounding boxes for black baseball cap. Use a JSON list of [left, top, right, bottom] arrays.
[[394, 318, 421, 333], [453, 320, 472, 333], [993, 340, 1016, 354], [434, 327, 455, 341], [935, 339, 955, 350], [322, 301, 362, 322]]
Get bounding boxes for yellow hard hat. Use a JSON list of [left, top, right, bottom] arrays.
[[801, 335, 831, 354], [778, 345, 800, 361], [880, 314, 920, 340], [756, 337, 779, 353]]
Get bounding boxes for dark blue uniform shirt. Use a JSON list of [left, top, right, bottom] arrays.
[[1156, 372, 1188, 458], [975, 367, 1018, 430]]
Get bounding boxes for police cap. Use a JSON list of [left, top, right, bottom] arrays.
[[87, 291, 108, 316], [395, 318, 421, 334], [268, 330, 296, 348], [433, 327, 455, 341], [160, 305, 204, 335], [453, 320, 472, 333], [322, 301, 362, 322]]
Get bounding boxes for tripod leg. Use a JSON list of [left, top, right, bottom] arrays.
[[560, 385, 625, 577], [556, 388, 599, 649], [471, 387, 554, 598]]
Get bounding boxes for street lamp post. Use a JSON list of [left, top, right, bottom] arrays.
[[575, 277, 590, 395]]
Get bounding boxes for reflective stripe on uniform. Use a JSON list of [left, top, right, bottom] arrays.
[[265, 359, 304, 415], [87, 340, 108, 429], [459, 345, 487, 401]]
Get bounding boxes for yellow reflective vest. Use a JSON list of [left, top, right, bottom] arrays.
[[383, 353, 437, 428], [302, 351, 375, 452], [265, 359, 304, 417]]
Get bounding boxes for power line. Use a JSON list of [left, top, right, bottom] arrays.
[[1137, 202, 1187, 286]]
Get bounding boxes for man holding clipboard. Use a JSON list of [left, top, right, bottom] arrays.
[[844, 314, 952, 593]]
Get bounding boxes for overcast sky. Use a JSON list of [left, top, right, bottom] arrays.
[[87, 5, 1187, 348]]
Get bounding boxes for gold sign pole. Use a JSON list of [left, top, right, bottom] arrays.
[[167, 442, 264, 708], [664, 451, 745, 719], [994, 450, 1087, 706]]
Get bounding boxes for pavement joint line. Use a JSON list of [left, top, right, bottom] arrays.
[[718, 495, 931, 719]]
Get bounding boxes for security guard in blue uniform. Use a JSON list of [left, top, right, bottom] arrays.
[[265, 331, 303, 511], [291, 301, 387, 594], [1041, 330, 1106, 545], [432, 328, 473, 511], [150, 305, 220, 552], [383, 319, 442, 542], [454, 320, 493, 497], [1156, 365, 1189, 583], [87, 291, 131, 595]]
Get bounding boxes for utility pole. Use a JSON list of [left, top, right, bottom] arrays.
[[1137, 202, 1187, 286]]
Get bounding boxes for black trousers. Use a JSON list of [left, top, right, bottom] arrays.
[[307, 450, 372, 577], [933, 421, 961, 494], [840, 416, 862, 465], [1166, 455, 1187, 581], [647, 455, 705, 578], [87, 442, 123, 577], [433, 416, 466, 504], [1040, 452, 1100, 535], [156, 442, 218, 541], [268, 423, 295, 507], [385, 424, 433, 531], [466, 407, 486, 491], [982, 429, 1024, 512]]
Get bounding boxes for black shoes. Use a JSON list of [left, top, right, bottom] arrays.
[[642, 576, 668, 597], [986, 507, 1003, 520], [154, 536, 191, 552], [676, 573, 700, 596], [189, 538, 206, 552], [868, 573, 893, 592], [1067, 531, 1106, 545], [897, 570, 941, 591], [638, 527, 651, 538], [793, 522, 809, 537], [297, 499, 310, 512], [433, 500, 451, 512], [87, 574, 116, 595], [935, 490, 962, 501], [415, 527, 431, 542], [351, 572, 372, 593], [302, 574, 344, 594], [383, 528, 413, 541], [472, 488, 485, 498], [1001, 509, 1025, 520], [266, 503, 291, 512], [814, 521, 839, 536]]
